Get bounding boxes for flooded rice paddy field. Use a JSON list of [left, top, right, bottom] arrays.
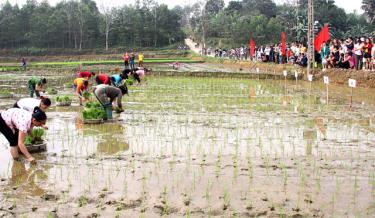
[[0, 68, 375, 217]]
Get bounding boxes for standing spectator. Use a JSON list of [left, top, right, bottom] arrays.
[[320, 42, 330, 71], [244, 46, 248, 60], [21, 58, 27, 71], [364, 38, 373, 70], [345, 37, 354, 52], [354, 38, 364, 70], [130, 52, 136, 69], [273, 44, 280, 64], [264, 46, 271, 61], [269, 46, 274, 62], [138, 52, 144, 67], [123, 52, 129, 68], [240, 46, 245, 61]]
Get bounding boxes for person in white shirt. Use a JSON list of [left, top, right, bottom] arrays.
[[264, 46, 271, 61], [354, 38, 364, 70], [14, 97, 51, 113]]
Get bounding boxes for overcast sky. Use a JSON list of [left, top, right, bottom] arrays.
[[1, 0, 364, 14]]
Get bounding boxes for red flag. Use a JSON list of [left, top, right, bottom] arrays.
[[281, 32, 286, 56], [250, 38, 255, 58], [314, 24, 330, 52]]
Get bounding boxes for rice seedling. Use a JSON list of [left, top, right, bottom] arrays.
[[24, 128, 45, 145], [222, 188, 230, 210], [160, 186, 170, 215]]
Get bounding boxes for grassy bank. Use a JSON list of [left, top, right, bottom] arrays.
[[0, 58, 204, 71]]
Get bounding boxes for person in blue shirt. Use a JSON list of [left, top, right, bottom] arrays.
[[110, 74, 127, 87]]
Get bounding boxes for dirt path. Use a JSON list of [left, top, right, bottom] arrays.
[[185, 38, 214, 57]]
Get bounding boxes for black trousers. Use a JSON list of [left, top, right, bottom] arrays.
[[0, 115, 19, 146]]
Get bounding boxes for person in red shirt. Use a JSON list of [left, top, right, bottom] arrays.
[[364, 38, 373, 70], [77, 71, 95, 79], [123, 52, 129, 68], [95, 73, 111, 85]]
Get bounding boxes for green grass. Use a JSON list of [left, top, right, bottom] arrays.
[[0, 89, 12, 95], [0, 58, 203, 71], [0, 66, 20, 71]]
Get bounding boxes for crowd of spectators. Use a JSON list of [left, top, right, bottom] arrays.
[[319, 37, 374, 71], [201, 36, 374, 71]]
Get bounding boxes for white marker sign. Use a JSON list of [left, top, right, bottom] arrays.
[[294, 71, 298, 78], [256, 68, 259, 73], [323, 76, 329, 84], [308, 74, 313, 81], [349, 79, 357, 88], [283, 70, 287, 77]]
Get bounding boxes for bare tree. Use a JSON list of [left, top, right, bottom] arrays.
[[100, 2, 114, 51], [77, 1, 85, 51]]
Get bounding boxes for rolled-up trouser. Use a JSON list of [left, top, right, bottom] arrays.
[[28, 83, 40, 98]]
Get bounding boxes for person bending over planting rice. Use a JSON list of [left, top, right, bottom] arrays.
[[13, 97, 50, 129], [77, 71, 95, 79], [14, 97, 51, 113], [74, 78, 89, 106], [21, 58, 27, 71], [131, 67, 149, 84], [122, 68, 132, 78], [93, 84, 127, 118], [110, 73, 128, 87], [28, 77, 47, 98], [123, 52, 130, 68], [0, 107, 47, 163], [95, 72, 111, 85]]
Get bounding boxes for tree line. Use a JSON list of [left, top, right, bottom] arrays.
[[0, 0, 185, 51], [0, 0, 374, 52], [185, 0, 375, 48]]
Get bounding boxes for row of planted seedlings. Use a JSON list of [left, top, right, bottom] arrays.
[[43, 110, 374, 216], [125, 76, 374, 215], [127, 76, 325, 114], [2, 75, 374, 217]]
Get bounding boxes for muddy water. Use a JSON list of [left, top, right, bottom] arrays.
[[0, 74, 374, 217]]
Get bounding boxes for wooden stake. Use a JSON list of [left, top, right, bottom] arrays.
[[326, 84, 329, 105], [284, 75, 287, 96], [350, 87, 353, 109]]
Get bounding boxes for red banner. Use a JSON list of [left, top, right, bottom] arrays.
[[314, 24, 330, 52], [250, 38, 255, 58], [281, 32, 286, 56]]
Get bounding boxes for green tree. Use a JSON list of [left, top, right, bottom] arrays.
[[361, 0, 375, 23]]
